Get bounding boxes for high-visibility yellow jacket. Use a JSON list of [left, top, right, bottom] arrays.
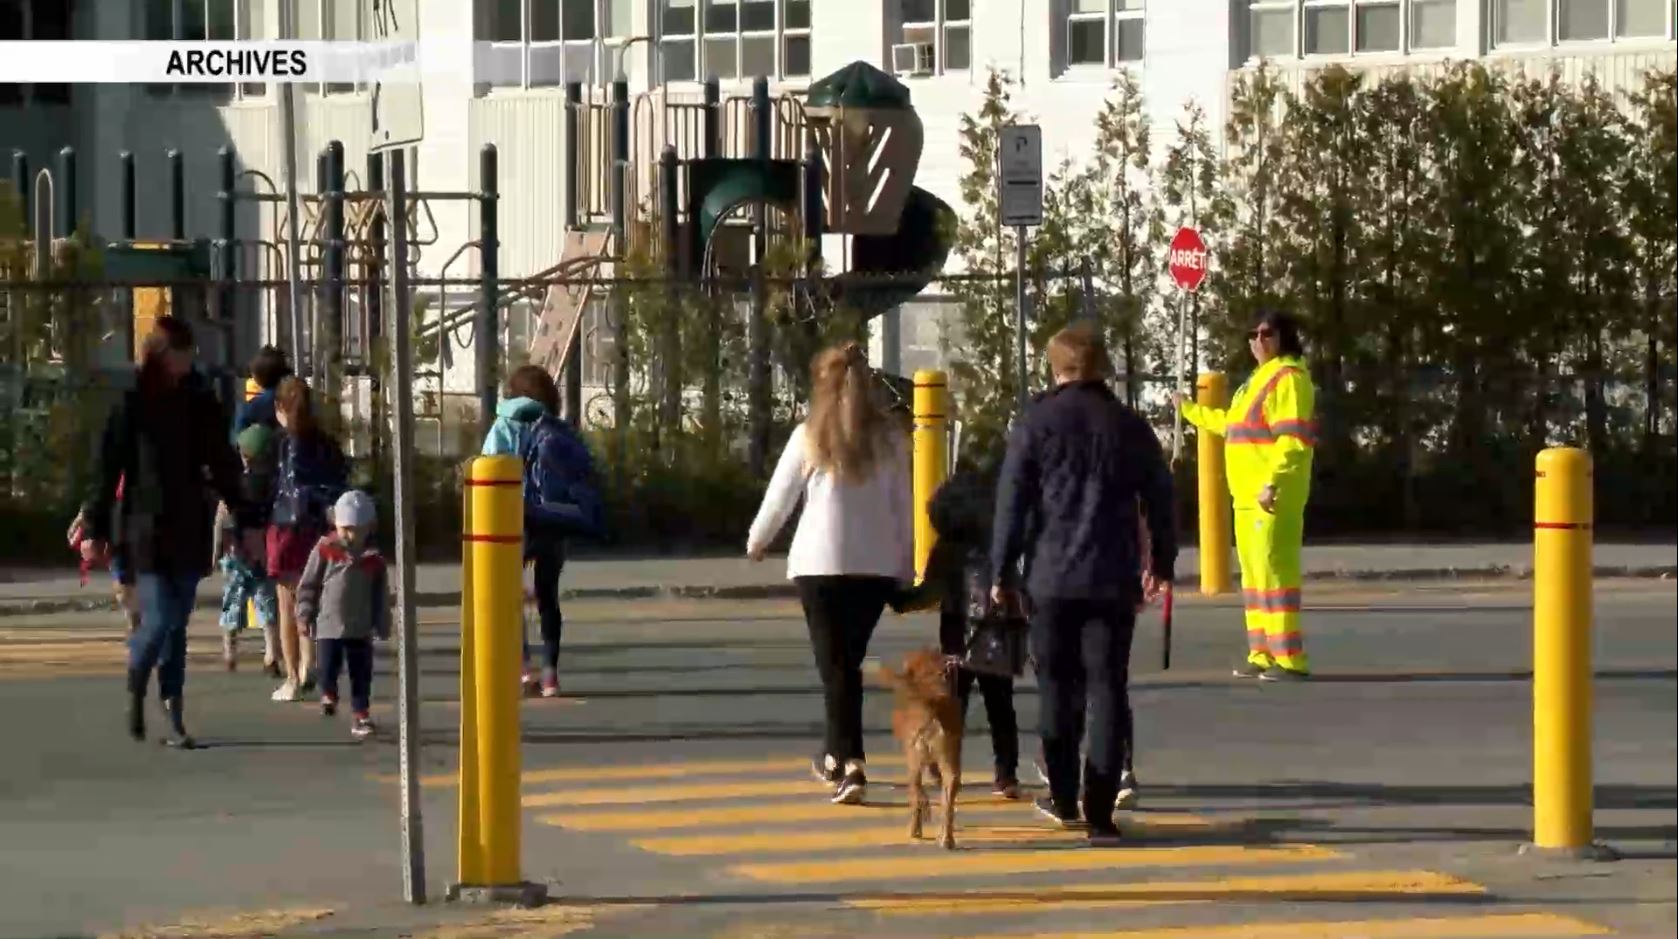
[[1181, 355, 1316, 512]]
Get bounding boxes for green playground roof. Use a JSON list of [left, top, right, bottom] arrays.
[[806, 61, 912, 110]]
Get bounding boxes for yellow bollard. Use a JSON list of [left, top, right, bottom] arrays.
[[912, 370, 950, 585], [1196, 372, 1232, 596], [1528, 447, 1611, 859], [457, 474, 482, 886], [462, 455, 533, 896]]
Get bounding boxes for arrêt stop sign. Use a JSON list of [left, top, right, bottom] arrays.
[[1167, 227, 1209, 292]]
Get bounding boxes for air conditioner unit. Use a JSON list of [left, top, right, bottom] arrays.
[[891, 42, 934, 76]]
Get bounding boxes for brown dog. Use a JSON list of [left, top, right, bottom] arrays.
[[880, 648, 963, 850]]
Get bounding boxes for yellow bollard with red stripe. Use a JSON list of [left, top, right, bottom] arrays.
[[912, 370, 950, 585], [1196, 372, 1232, 596], [1525, 447, 1614, 861], [448, 456, 547, 904], [456, 470, 482, 886]]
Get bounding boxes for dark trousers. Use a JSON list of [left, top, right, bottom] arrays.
[[317, 637, 374, 715], [1030, 597, 1138, 826], [522, 540, 566, 673], [939, 610, 1020, 778], [796, 575, 895, 767], [130, 573, 202, 700]]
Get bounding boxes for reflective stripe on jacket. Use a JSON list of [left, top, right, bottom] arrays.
[[1180, 355, 1317, 510]]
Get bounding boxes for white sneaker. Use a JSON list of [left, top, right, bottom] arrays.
[[270, 681, 299, 702]]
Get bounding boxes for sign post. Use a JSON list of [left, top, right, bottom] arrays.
[[369, 0, 427, 908], [1162, 225, 1210, 672], [998, 124, 1043, 414]]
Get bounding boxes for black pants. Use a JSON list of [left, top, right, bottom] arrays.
[[523, 540, 565, 673], [796, 575, 895, 767], [1030, 597, 1137, 827], [939, 610, 1020, 779], [317, 637, 374, 715]]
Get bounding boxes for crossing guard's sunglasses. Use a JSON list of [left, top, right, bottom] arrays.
[[1248, 326, 1276, 340]]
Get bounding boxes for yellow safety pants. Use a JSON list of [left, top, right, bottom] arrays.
[[1234, 506, 1309, 673]]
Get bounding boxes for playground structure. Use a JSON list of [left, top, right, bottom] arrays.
[[2, 60, 955, 475]]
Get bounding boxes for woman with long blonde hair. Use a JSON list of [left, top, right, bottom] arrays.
[[748, 342, 913, 805]]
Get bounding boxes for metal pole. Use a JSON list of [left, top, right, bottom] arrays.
[[218, 147, 238, 402], [9, 152, 28, 230], [168, 149, 186, 241], [119, 152, 136, 241], [280, 84, 305, 369], [747, 76, 771, 476], [1171, 290, 1188, 463], [477, 144, 500, 433], [57, 147, 77, 237], [367, 153, 387, 472], [658, 144, 681, 436], [324, 141, 346, 405], [1014, 226, 1028, 413], [562, 83, 582, 426], [610, 79, 630, 446], [387, 147, 427, 906], [702, 77, 721, 158]]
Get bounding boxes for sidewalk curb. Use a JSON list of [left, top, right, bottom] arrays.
[[1, 564, 1670, 619]]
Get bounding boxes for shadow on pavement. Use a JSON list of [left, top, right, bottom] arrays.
[[1146, 782, 1677, 811]]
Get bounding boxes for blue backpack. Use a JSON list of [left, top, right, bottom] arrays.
[[519, 416, 605, 539]]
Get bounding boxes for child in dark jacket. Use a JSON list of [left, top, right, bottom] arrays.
[[296, 490, 390, 739], [896, 461, 1022, 798]]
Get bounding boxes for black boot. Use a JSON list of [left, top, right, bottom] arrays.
[[126, 669, 146, 741], [161, 696, 195, 750]]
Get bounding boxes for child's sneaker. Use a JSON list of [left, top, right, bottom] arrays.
[[271, 681, 299, 703], [351, 714, 375, 739], [540, 668, 560, 698], [321, 696, 338, 717]]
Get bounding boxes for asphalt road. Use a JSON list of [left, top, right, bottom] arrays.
[[0, 581, 1673, 939]]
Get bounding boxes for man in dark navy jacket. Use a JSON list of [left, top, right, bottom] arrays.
[[989, 322, 1177, 845]]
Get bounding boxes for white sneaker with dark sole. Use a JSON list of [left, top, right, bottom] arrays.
[[831, 765, 866, 805]]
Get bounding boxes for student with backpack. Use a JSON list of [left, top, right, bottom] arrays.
[[482, 366, 603, 698], [268, 377, 349, 703]]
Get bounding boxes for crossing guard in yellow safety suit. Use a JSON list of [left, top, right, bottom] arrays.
[[1181, 355, 1316, 674]]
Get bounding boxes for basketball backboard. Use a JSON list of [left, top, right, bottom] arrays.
[[369, 0, 424, 153]]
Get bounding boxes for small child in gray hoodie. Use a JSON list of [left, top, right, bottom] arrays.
[[297, 489, 391, 738]]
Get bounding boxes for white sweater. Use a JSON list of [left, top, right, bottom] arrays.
[[746, 423, 914, 582]]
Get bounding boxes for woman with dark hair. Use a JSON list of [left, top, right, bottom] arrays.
[[1177, 309, 1318, 681], [268, 376, 348, 703], [482, 365, 601, 697], [81, 316, 257, 748]]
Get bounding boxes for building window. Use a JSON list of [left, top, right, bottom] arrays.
[[484, 1, 630, 89], [147, 0, 266, 99], [1, 0, 72, 106], [1249, 0, 1296, 57], [1061, 0, 1145, 71], [1494, 0, 1672, 45], [1249, 0, 1467, 57], [894, 0, 970, 76], [1410, 0, 1455, 46], [659, 0, 810, 84]]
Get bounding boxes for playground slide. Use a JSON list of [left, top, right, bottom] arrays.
[[835, 185, 955, 321]]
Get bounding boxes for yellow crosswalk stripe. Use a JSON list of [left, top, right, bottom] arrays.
[[632, 814, 1225, 856], [523, 778, 829, 807], [846, 869, 1484, 915], [953, 912, 1612, 939], [404, 754, 912, 788], [540, 800, 1038, 832], [731, 843, 1341, 884]]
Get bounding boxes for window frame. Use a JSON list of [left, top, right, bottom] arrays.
[[1352, 0, 1403, 53], [897, 0, 972, 77], [486, 0, 630, 92], [1300, 0, 1351, 56], [147, 0, 268, 101], [1, 0, 74, 107], [1491, 0, 1676, 48], [1060, 0, 1146, 74], [657, 0, 810, 86]]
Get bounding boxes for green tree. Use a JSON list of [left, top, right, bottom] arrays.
[[1160, 100, 1228, 408], [1218, 64, 1292, 336], [1621, 69, 1676, 457]]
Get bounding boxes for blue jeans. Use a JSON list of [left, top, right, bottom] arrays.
[[130, 574, 202, 700], [316, 638, 374, 715], [1029, 597, 1137, 827]]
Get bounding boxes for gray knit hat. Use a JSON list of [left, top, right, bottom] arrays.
[[332, 490, 377, 529]]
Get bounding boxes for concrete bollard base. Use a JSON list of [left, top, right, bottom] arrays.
[[445, 882, 551, 907], [1517, 841, 1620, 862]]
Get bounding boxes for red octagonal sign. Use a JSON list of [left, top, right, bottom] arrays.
[[1168, 227, 1209, 292]]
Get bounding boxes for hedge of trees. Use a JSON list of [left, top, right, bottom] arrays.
[[948, 62, 1675, 535]]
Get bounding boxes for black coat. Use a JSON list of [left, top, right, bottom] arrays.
[[88, 373, 253, 578], [990, 380, 1177, 601]]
